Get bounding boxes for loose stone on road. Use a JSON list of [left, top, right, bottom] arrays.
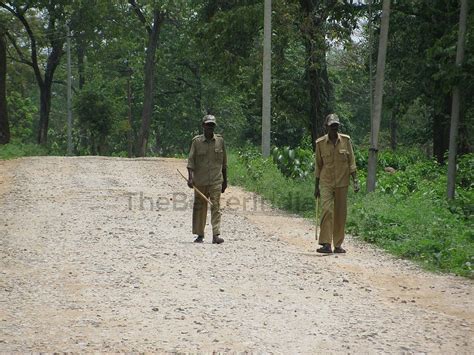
[[0, 156, 472, 353]]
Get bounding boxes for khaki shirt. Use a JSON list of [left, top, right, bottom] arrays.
[[315, 133, 356, 188], [187, 134, 227, 186]]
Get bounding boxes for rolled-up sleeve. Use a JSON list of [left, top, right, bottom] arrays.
[[348, 139, 357, 173], [187, 141, 195, 170], [315, 142, 322, 178], [222, 140, 227, 169]]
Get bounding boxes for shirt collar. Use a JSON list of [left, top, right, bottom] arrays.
[[204, 133, 216, 142], [325, 133, 341, 144]]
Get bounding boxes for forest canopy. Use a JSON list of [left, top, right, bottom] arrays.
[[0, 0, 472, 159]]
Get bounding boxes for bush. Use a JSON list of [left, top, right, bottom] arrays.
[[0, 140, 48, 160], [271, 146, 314, 180], [230, 147, 315, 215], [347, 192, 473, 277]]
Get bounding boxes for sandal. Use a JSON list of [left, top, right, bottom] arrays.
[[317, 243, 332, 254], [334, 246, 346, 253]]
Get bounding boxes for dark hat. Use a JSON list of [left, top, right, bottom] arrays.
[[202, 114, 216, 125]]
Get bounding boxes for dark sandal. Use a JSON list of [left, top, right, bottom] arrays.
[[317, 244, 332, 254], [334, 246, 346, 253], [194, 235, 204, 243], [212, 235, 224, 244]]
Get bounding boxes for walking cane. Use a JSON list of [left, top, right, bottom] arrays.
[[177, 169, 213, 206], [315, 196, 319, 241]]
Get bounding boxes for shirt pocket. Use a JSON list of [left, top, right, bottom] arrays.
[[197, 145, 207, 156], [322, 151, 333, 164], [214, 148, 224, 162], [337, 149, 349, 161]]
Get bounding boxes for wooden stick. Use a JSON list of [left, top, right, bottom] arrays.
[[177, 169, 213, 206], [315, 197, 319, 241]]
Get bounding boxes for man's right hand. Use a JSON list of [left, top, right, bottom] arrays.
[[187, 178, 193, 189], [314, 186, 320, 198]]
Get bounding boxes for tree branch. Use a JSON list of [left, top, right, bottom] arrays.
[[5, 30, 33, 66], [128, 0, 152, 35], [52, 80, 78, 94], [0, 2, 43, 85]]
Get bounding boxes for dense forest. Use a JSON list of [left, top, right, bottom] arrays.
[[1, 0, 472, 157]]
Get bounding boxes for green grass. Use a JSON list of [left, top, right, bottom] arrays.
[[228, 149, 316, 217], [347, 192, 473, 276], [228, 148, 474, 278], [0, 141, 48, 160]]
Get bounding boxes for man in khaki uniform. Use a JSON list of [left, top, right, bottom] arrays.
[[314, 114, 360, 253], [187, 114, 227, 244]]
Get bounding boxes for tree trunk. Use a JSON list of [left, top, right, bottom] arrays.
[[98, 135, 107, 156], [433, 96, 451, 164], [0, 29, 10, 145], [90, 133, 97, 155], [0, 3, 66, 146], [447, 0, 468, 200], [37, 42, 63, 145], [37, 84, 52, 145], [261, 0, 271, 158], [127, 72, 133, 158], [390, 106, 397, 150], [299, 1, 332, 150], [367, 0, 390, 193], [136, 10, 164, 157], [76, 34, 86, 90]]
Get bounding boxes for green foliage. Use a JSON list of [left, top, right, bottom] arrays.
[[0, 140, 47, 160], [328, 44, 371, 143], [75, 86, 114, 154], [271, 145, 314, 179], [355, 148, 427, 171], [347, 192, 473, 278], [6, 91, 37, 142], [230, 147, 315, 215]]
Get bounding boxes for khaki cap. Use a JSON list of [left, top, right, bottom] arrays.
[[202, 114, 217, 125], [325, 113, 340, 126]]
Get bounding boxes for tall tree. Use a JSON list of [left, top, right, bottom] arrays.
[[0, 23, 9, 144], [129, 0, 165, 157], [261, 0, 271, 157], [367, 0, 390, 193], [298, 1, 362, 148], [1, 1, 67, 145], [383, 1, 472, 163], [299, 0, 332, 145], [69, 1, 100, 90], [447, 0, 469, 200]]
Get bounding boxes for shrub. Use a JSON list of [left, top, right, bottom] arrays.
[[0, 140, 48, 160], [271, 146, 314, 180]]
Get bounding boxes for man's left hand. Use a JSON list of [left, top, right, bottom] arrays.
[[221, 181, 227, 193], [353, 179, 360, 193]]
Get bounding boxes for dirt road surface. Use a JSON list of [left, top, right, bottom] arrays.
[[1, 157, 472, 353]]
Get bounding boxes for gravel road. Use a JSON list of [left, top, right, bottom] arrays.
[[0, 156, 472, 353]]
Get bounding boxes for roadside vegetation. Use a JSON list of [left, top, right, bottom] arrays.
[[228, 147, 473, 278], [0, 140, 48, 160]]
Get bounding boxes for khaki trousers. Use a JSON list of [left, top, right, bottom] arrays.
[[318, 185, 348, 248], [192, 184, 222, 237]]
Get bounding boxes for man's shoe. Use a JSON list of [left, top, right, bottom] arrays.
[[334, 246, 346, 253], [194, 235, 204, 243], [316, 243, 332, 254], [212, 235, 224, 244]]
